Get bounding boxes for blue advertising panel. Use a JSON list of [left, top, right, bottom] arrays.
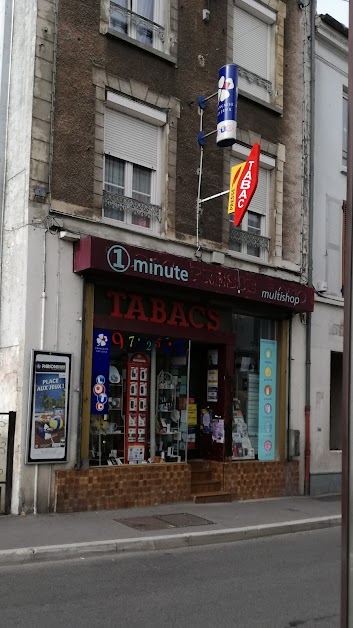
[[217, 63, 238, 147], [91, 329, 111, 414], [258, 339, 277, 461]]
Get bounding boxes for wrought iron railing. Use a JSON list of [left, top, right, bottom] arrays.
[[229, 226, 270, 251], [237, 65, 273, 95], [109, 1, 165, 43], [103, 190, 162, 222]]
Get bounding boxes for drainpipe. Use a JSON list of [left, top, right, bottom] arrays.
[[304, 0, 316, 495]]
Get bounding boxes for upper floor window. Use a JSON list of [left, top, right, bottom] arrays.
[[110, 0, 166, 52], [233, 0, 276, 105], [343, 88, 348, 168], [103, 92, 166, 232], [229, 148, 272, 260]]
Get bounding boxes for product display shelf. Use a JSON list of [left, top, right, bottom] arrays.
[[156, 371, 181, 462], [89, 379, 125, 466]]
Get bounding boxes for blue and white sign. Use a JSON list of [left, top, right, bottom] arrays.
[[258, 339, 277, 461], [217, 64, 238, 147], [91, 330, 111, 414]]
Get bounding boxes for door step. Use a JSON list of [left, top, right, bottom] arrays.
[[192, 491, 232, 504], [190, 480, 222, 494]]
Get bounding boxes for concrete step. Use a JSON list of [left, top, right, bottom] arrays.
[[192, 491, 233, 504], [188, 460, 210, 471], [190, 480, 222, 494]]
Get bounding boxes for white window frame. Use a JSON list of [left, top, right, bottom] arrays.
[[109, 0, 166, 54], [233, 0, 276, 105], [229, 143, 274, 261], [103, 92, 166, 234]]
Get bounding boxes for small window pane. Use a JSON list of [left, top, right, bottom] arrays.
[[247, 212, 261, 257], [104, 156, 125, 221], [229, 217, 241, 253], [110, 0, 128, 35], [135, 0, 154, 46], [132, 164, 152, 228]]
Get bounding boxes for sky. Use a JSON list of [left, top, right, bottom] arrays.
[[317, 0, 348, 26]]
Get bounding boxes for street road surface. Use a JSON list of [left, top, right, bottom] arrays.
[[0, 527, 340, 627]]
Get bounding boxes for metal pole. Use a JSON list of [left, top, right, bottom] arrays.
[[196, 109, 204, 251], [342, 1, 353, 624]]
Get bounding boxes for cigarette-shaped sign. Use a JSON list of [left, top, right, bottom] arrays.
[[228, 143, 260, 226]]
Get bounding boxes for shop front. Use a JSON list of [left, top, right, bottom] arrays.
[[54, 237, 314, 512]]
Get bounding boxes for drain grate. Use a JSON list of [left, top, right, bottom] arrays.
[[115, 512, 214, 531]]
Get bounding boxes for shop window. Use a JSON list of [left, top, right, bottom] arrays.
[[89, 332, 191, 466], [103, 93, 166, 231], [229, 154, 270, 259], [233, 315, 279, 461], [330, 351, 342, 451], [233, 0, 276, 105], [109, 0, 167, 54]]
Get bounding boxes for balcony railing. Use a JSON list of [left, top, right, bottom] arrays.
[[109, 1, 165, 43], [229, 226, 270, 251], [237, 66, 273, 95], [103, 190, 162, 222]]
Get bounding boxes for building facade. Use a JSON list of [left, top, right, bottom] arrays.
[[310, 14, 348, 495], [0, 0, 314, 514]]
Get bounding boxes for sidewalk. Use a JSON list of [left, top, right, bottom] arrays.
[[0, 495, 341, 566]]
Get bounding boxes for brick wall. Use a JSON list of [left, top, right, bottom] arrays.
[[55, 460, 299, 513], [223, 461, 299, 500], [55, 463, 191, 513]]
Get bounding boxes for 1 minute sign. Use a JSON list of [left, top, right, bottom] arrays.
[[227, 143, 260, 226]]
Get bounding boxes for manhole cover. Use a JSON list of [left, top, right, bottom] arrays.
[[114, 516, 174, 531], [157, 513, 213, 528], [115, 512, 214, 531]]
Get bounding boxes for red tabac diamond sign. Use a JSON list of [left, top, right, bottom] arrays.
[[228, 143, 260, 226]]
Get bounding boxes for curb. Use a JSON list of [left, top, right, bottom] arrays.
[[0, 515, 341, 567]]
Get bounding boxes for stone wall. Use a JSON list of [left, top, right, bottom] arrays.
[[55, 463, 191, 513]]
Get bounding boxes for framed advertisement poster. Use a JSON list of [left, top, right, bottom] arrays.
[[26, 351, 72, 464]]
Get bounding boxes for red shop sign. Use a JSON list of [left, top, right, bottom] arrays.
[[107, 291, 220, 331]]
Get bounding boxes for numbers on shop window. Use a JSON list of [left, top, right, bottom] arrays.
[[129, 335, 135, 348], [156, 338, 161, 348], [112, 332, 124, 349], [146, 340, 152, 351]]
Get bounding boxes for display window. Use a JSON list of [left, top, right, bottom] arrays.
[[87, 288, 286, 467], [232, 315, 280, 462], [89, 331, 190, 466]]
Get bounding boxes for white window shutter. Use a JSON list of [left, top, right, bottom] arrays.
[[230, 158, 268, 215], [326, 196, 342, 296], [104, 108, 158, 170], [233, 6, 269, 79]]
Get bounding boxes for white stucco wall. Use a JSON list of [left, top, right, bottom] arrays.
[[310, 301, 343, 475], [310, 22, 347, 487]]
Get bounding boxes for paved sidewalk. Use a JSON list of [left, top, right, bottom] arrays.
[[0, 495, 341, 565]]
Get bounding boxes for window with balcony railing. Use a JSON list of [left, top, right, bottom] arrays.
[[103, 93, 166, 232], [109, 0, 165, 52]]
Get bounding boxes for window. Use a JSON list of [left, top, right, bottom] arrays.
[[233, 0, 276, 104], [229, 156, 270, 259], [330, 352, 342, 451], [103, 93, 166, 230], [343, 88, 348, 168], [109, 0, 165, 52]]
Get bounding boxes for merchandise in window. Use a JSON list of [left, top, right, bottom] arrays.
[[89, 332, 190, 466], [233, 315, 278, 461]]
